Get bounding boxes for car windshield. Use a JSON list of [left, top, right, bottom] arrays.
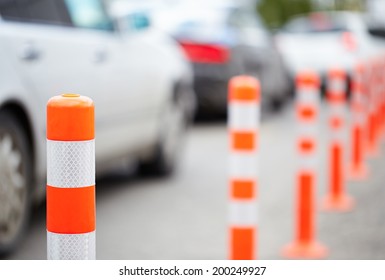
[[283, 13, 348, 33], [151, 7, 229, 33]]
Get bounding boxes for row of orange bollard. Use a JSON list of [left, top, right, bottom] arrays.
[[45, 58, 384, 260], [228, 54, 385, 259]]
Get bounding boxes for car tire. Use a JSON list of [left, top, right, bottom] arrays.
[[139, 84, 188, 176], [0, 110, 32, 255], [269, 97, 285, 112]]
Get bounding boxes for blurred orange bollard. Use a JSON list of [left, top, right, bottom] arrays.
[[228, 76, 260, 260], [348, 63, 369, 180], [379, 56, 385, 140], [322, 67, 354, 211], [46, 94, 96, 260], [366, 59, 380, 157], [374, 59, 382, 148], [282, 70, 328, 259]]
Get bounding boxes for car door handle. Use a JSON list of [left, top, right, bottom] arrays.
[[20, 43, 41, 61]]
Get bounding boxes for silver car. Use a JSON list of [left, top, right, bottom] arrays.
[[275, 11, 384, 94], [0, 0, 194, 254]]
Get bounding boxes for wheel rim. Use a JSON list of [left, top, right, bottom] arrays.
[[0, 131, 27, 245]]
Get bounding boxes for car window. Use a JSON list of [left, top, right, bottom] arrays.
[[0, 0, 73, 26], [65, 0, 114, 31], [228, 9, 264, 29]]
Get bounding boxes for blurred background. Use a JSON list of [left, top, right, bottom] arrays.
[[1, 0, 385, 259]]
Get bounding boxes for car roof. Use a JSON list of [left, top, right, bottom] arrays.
[[282, 11, 367, 33]]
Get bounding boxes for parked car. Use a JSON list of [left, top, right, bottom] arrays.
[[0, 0, 194, 255], [112, 0, 292, 115], [275, 11, 383, 94]]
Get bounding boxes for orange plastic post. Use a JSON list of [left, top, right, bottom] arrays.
[[228, 76, 260, 260], [379, 56, 385, 141], [282, 70, 328, 259], [322, 67, 354, 211], [46, 93, 96, 260], [348, 63, 369, 180], [366, 59, 380, 157]]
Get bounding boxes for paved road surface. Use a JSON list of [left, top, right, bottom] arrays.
[[5, 101, 385, 260]]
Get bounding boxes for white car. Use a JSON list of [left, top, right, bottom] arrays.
[[0, 0, 194, 254], [275, 11, 383, 92]]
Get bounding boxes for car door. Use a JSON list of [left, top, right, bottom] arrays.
[[0, 0, 133, 164], [91, 30, 160, 160], [65, 0, 160, 163]]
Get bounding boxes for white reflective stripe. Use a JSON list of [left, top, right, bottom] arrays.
[[298, 124, 318, 139], [330, 130, 347, 143], [328, 79, 346, 93], [352, 110, 366, 124], [329, 104, 347, 118], [298, 154, 319, 170], [229, 152, 258, 179], [47, 140, 95, 188], [330, 112, 346, 124], [296, 89, 320, 105], [47, 231, 95, 260], [229, 103, 260, 130], [229, 200, 258, 226]]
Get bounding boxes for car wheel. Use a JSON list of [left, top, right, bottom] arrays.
[[0, 110, 32, 255], [269, 97, 285, 112], [139, 85, 188, 176]]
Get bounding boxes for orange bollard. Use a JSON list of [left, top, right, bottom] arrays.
[[348, 63, 369, 180], [374, 59, 382, 148], [379, 56, 385, 140], [366, 59, 380, 157], [282, 70, 328, 259], [46, 94, 95, 260], [228, 76, 260, 260], [322, 67, 354, 211]]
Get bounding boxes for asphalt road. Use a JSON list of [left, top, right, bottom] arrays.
[[5, 100, 385, 260]]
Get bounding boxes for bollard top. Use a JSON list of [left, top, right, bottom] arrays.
[[61, 93, 80, 98], [328, 67, 346, 80], [296, 70, 320, 89], [228, 75, 260, 102], [47, 94, 94, 141]]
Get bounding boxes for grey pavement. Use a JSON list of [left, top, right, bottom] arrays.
[[4, 100, 385, 260]]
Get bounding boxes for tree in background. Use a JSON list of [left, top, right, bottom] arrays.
[[257, 0, 364, 29], [258, 0, 313, 29]]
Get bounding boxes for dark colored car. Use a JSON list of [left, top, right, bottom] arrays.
[[150, 2, 293, 115]]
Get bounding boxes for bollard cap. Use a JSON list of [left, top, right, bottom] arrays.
[[328, 67, 346, 80], [229, 75, 260, 102], [47, 94, 94, 141], [296, 70, 320, 89]]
